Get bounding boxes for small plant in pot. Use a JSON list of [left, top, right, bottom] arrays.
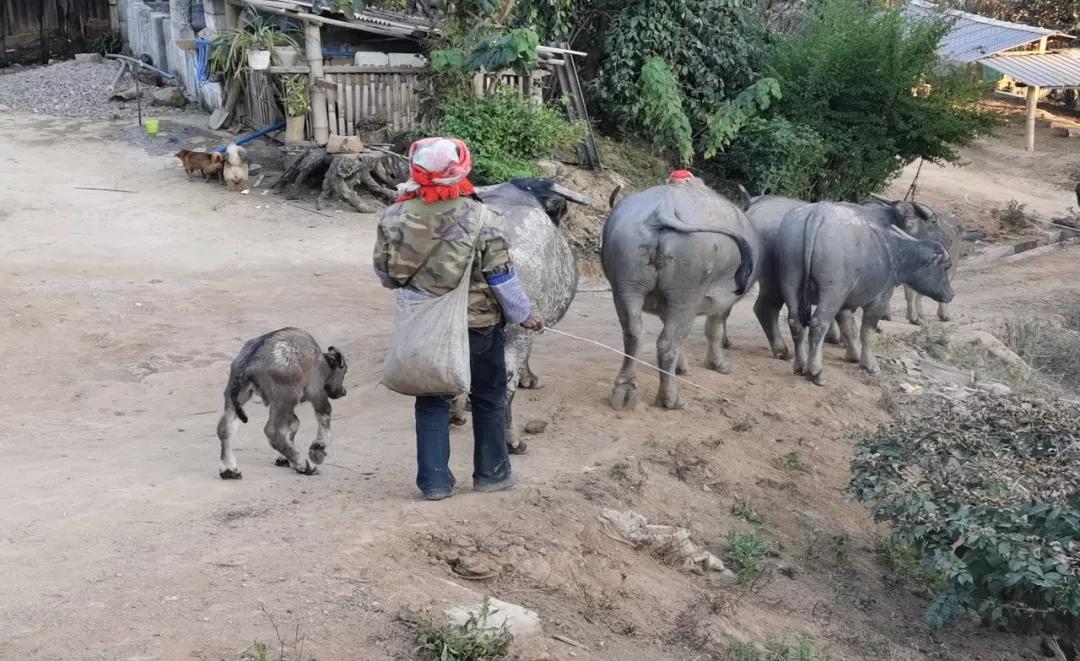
[[279, 75, 311, 143], [210, 11, 298, 79]]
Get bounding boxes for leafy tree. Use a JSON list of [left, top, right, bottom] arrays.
[[726, 0, 996, 200], [965, 0, 1079, 32], [721, 117, 827, 199], [589, 0, 767, 149], [638, 58, 694, 165], [508, 0, 579, 42]]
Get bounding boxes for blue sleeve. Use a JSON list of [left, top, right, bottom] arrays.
[[485, 268, 533, 323]]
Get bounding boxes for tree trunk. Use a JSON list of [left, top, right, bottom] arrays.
[[275, 148, 406, 213]]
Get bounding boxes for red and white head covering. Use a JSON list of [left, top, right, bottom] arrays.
[[396, 137, 477, 203], [668, 169, 695, 184]]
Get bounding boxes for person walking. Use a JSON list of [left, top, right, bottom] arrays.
[[373, 137, 543, 501]]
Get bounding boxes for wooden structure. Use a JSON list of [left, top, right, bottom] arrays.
[[904, 0, 1074, 152], [270, 64, 422, 135], [981, 50, 1080, 151], [230, 0, 597, 165], [2, 0, 111, 62]]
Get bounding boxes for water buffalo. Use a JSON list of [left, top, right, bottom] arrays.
[[602, 178, 758, 410], [449, 181, 582, 453], [777, 202, 954, 385], [869, 196, 960, 325]]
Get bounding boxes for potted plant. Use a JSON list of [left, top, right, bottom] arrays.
[[210, 11, 298, 80], [272, 44, 301, 67], [279, 75, 311, 143]]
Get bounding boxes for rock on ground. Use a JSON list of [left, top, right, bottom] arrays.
[[0, 60, 196, 120], [444, 598, 543, 639], [151, 86, 188, 108]]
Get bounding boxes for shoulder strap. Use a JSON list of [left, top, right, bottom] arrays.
[[457, 206, 488, 289]]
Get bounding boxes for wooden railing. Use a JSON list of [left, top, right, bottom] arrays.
[[271, 65, 421, 136], [267, 65, 550, 138]]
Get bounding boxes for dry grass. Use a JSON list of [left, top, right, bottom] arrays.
[[992, 199, 1030, 230], [1002, 317, 1080, 394]]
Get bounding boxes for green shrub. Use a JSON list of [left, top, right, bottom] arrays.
[[751, 0, 996, 200], [428, 91, 586, 183], [725, 530, 778, 585], [414, 597, 512, 661], [590, 0, 765, 150], [721, 117, 827, 198], [850, 395, 1080, 631], [727, 637, 833, 661]]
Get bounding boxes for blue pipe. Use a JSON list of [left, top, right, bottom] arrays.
[[214, 122, 287, 152]]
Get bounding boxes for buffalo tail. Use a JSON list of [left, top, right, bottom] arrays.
[[227, 371, 248, 424], [655, 206, 754, 296], [798, 209, 826, 327]]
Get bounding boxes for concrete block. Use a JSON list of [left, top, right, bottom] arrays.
[[74, 52, 104, 63], [354, 51, 389, 66], [388, 53, 425, 67], [150, 13, 169, 68], [198, 81, 224, 112]]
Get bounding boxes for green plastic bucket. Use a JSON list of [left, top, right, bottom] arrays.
[[145, 119, 160, 136]]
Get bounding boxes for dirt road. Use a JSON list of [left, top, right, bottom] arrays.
[[2, 113, 1077, 661]]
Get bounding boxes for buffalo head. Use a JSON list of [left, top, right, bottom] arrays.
[[509, 178, 592, 226]]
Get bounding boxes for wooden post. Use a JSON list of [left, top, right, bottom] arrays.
[[304, 22, 330, 145], [1037, 36, 1048, 53], [1025, 84, 1039, 152]]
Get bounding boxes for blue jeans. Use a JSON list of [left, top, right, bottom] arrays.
[[414, 325, 511, 495]]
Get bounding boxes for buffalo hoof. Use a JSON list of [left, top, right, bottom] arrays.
[[219, 468, 242, 480], [908, 317, 924, 326], [773, 348, 792, 360], [707, 360, 731, 375], [518, 374, 544, 390], [824, 334, 843, 346], [508, 440, 528, 455], [610, 383, 639, 411], [308, 444, 327, 465], [294, 461, 319, 476], [655, 393, 687, 410], [844, 352, 861, 364], [274, 456, 290, 467], [810, 372, 826, 386], [722, 337, 733, 350], [793, 364, 805, 376], [938, 313, 951, 322], [882, 312, 892, 322], [450, 411, 468, 426], [862, 363, 881, 376]]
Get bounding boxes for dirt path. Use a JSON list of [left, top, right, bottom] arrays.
[[2, 113, 1077, 661]]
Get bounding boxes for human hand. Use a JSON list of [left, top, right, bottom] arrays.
[[520, 314, 544, 331]]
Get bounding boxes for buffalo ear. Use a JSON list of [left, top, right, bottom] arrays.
[[892, 201, 917, 219], [326, 347, 345, 369]]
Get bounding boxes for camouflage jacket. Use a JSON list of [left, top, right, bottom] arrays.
[[373, 196, 513, 328]]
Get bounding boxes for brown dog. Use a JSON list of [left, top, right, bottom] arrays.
[[176, 149, 224, 183]]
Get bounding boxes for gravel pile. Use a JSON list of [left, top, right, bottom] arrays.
[[0, 60, 196, 120]]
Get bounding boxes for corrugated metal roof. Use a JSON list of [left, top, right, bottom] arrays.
[[979, 53, 1080, 87], [903, 0, 1063, 63]]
